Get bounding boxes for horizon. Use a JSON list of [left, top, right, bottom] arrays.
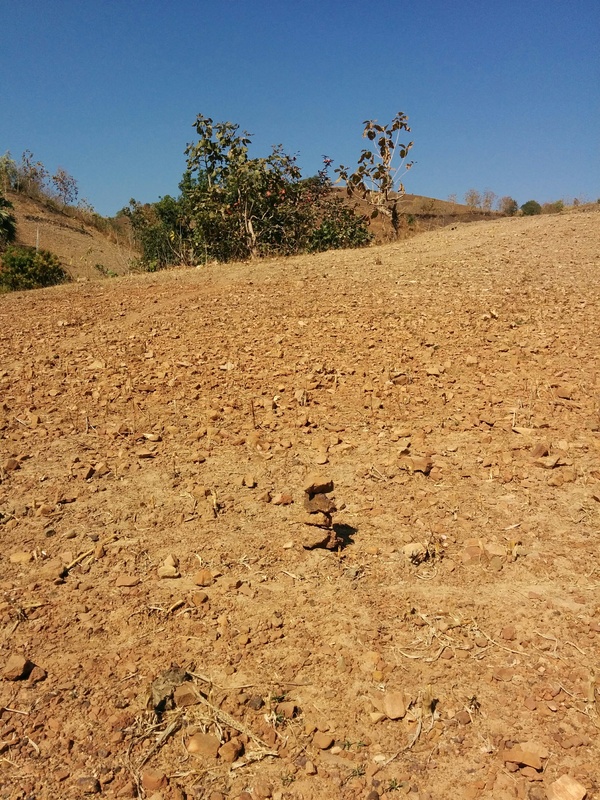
[[1, 0, 598, 217]]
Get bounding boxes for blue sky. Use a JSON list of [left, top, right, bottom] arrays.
[[1, 0, 598, 216]]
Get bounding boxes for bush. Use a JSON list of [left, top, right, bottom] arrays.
[[308, 197, 372, 252], [542, 200, 564, 214], [0, 246, 70, 291], [0, 193, 17, 248], [520, 200, 542, 216]]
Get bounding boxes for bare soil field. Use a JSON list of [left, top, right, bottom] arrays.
[[1, 206, 600, 800]]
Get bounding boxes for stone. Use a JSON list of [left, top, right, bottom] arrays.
[[194, 568, 213, 586], [186, 733, 220, 758], [546, 775, 587, 800], [9, 551, 33, 565], [173, 682, 199, 707], [302, 528, 336, 550], [76, 777, 101, 794], [115, 574, 139, 588], [382, 692, 407, 720], [303, 474, 334, 496], [254, 780, 273, 798], [141, 769, 167, 792], [190, 591, 209, 606], [530, 442, 550, 459], [3, 653, 33, 681], [313, 732, 334, 750], [276, 701, 296, 719], [403, 542, 428, 564], [3, 457, 20, 472], [299, 511, 332, 528], [157, 564, 180, 579], [219, 737, 244, 762], [502, 744, 542, 770], [303, 493, 336, 514], [272, 492, 293, 505]]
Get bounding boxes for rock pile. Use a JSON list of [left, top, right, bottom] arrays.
[[300, 474, 340, 549]]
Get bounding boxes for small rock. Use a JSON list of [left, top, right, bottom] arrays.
[[530, 442, 550, 459], [189, 591, 209, 606], [194, 568, 213, 586], [276, 701, 296, 719], [247, 695, 264, 710], [3, 653, 33, 681], [546, 774, 587, 800], [313, 732, 334, 750], [303, 493, 336, 514], [254, 780, 273, 798], [243, 475, 257, 488], [187, 733, 220, 758], [157, 564, 180, 579], [403, 542, 428, 564], [382, 692, 406, 720], [272, 491, 293, 505], [9, 551, 33, 565], [219, 737, 244, 762], [173, 682, 199, 708], [141, 769, 168, 792], [115, 574, 139, 588], [502, 744, 542, 770], [303, 474, 334, 496], [76, 777, 101, 794], [305, 760, 317, 775]]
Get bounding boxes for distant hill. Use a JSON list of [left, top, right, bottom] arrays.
[[5, 191, 137, 281], [4, 188, 496, 282]]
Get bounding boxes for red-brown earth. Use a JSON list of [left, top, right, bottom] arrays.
[[1, 206, 600, 800]]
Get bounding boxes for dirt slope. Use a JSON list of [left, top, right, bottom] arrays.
[[6, 191, 137, 280], [1, 207, 600, 800]]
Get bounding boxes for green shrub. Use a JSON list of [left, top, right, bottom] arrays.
[[520, 200, 542, 216], [308, 197, 372, 252], [0, 193, 16, 248], [0, 246, 70, 291]]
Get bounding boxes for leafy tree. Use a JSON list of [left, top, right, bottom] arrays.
[[0, 193, 17, 249], [520, 199, 542, 216], [52, 167, 79, 207], [182, 115, 370, 263], [122, 193, 194, 270], [0, 152, 18, 193], [464, 189, 481, 209], [0, 246, 69, 291], [335, 112, 414, 238], [498, 196, 519, 216]]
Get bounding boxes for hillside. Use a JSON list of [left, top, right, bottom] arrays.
[[1, 207, 600, 800], [5, 190, 137, 280], [4, 189, 495, 282]]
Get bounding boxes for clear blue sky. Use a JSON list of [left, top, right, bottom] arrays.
[[1, 0, 598, 216]]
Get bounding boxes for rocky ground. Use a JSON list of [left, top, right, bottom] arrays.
[[1, 206, 600, 800]]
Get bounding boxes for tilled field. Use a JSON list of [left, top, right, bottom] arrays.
[[1, 208, 600, 800]]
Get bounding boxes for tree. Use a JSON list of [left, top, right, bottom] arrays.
[[520, 200, 542, 216], [481, 189, 497, 212], [182, 115, 370, 263], [0, 152, 18, 193], [335, 112, 414, 238], [464, 189, 481, 209], [52, 167, 79, 207], [0, 193, 17, 249], [17, 150, 49, 196], [0, 246, 69, 291], [498, 196, 518, 216]]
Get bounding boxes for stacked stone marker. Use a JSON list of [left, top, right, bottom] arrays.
[[301, 474, 339, 549]]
